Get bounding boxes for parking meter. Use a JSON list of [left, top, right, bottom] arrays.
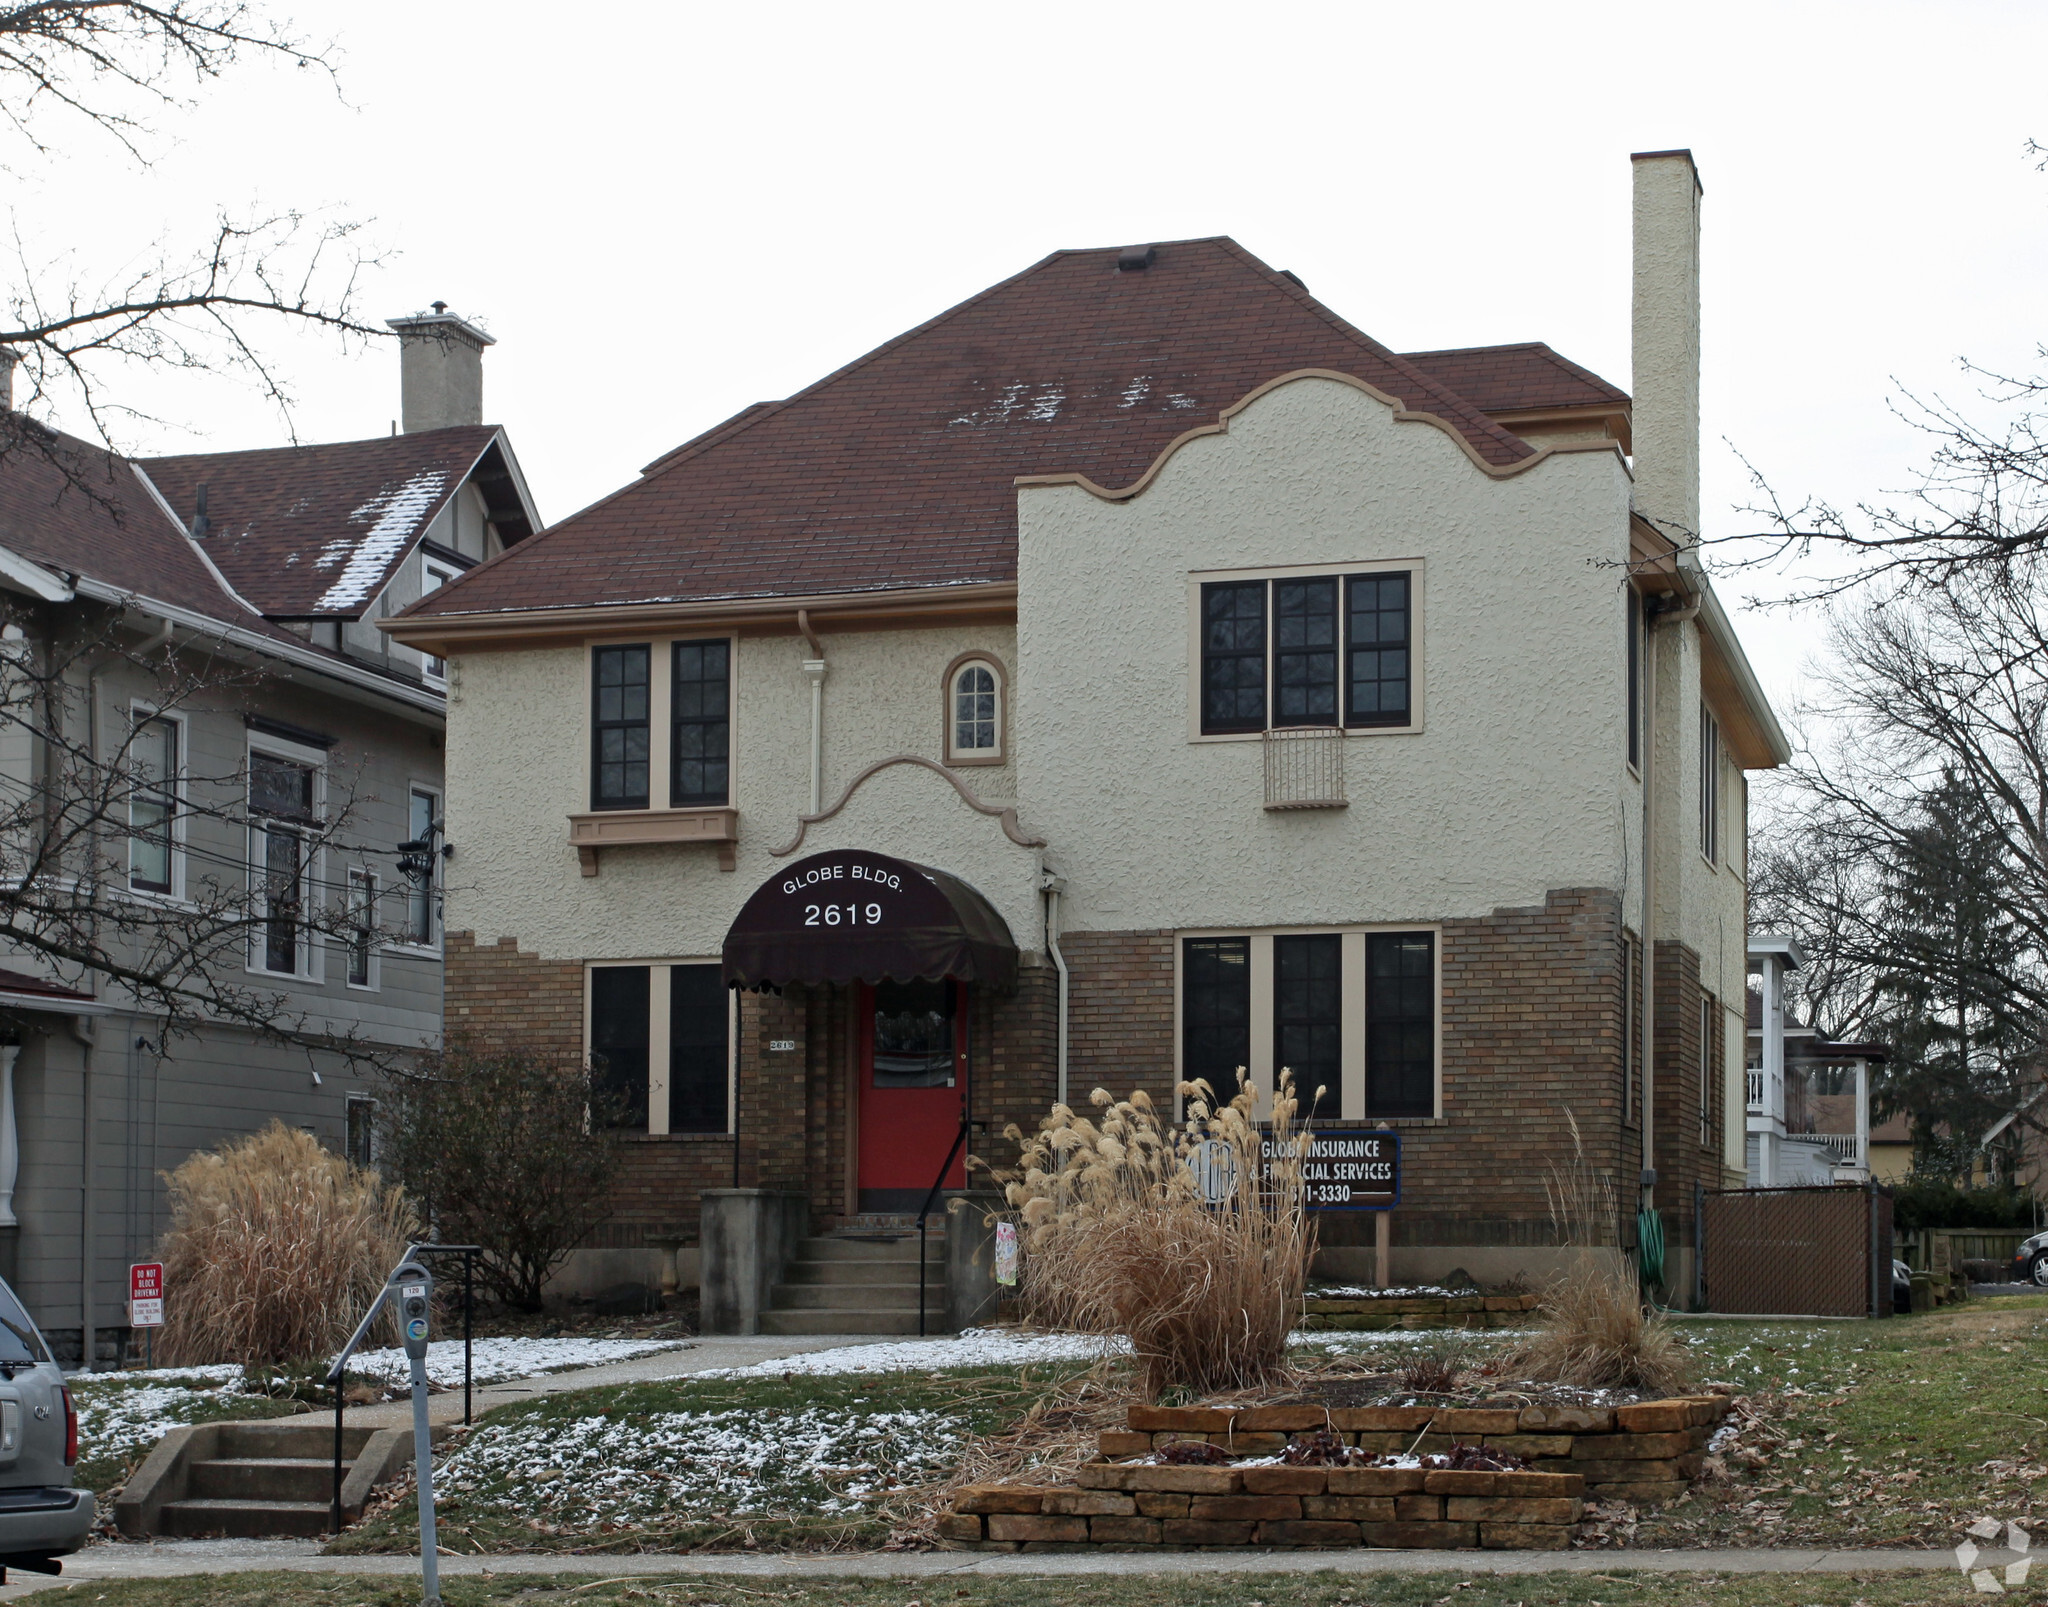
[[387, 1259, 441, 1606]]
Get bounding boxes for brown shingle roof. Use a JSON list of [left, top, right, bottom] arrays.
[[141, 426, 500, 617], [1399, 342, 1629, 416], [404, 237, 1538, 620], [0, 418, 267, 621]]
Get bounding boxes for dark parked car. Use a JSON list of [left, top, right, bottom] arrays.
[[1893, 1258, 1913, 1314], [0, 1276, 88, 1581], [2010, 1231, 2048, 1286]]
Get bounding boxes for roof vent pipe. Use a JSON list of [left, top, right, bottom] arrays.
[[188, 483, 209, 540], [1117, 245, 1156, 272], [385, 305, 496, 433]]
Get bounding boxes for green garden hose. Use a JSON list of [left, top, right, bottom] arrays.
[[1636, 1206, 1667, 1290]]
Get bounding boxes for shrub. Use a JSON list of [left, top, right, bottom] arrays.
[[377, 1038, 624, 1312], [1891, 1176, 2039, 1232], [1503, 1113, 1695, 1398], [995, 1073, 1316, 1401], [154, 1121, 414, 1366]]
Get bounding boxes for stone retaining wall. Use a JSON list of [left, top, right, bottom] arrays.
[[1299, 1292, 1542, 1331], [939, 1395, 1730, 1551]]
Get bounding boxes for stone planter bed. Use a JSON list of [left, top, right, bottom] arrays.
[[1299, 1291, 1542, 1331], [940, 1395, 1730, 1552]]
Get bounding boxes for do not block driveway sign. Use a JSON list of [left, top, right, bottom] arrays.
[[129, 1261, 164, 1328]]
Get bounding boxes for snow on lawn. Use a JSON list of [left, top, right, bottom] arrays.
[[341, 1336, 689, 1390], [68, 1367, 268, 1473], [701, 1327, 1126, 1379], [440, 1404, 967, 1524]]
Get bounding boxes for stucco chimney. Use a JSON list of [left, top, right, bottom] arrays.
[[385, 302, 495, 433], [1630, 150, 1703, 555]]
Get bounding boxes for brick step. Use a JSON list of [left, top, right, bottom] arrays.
[[188, 1456, 348, 1503], [157, 1496, 334, 1539]]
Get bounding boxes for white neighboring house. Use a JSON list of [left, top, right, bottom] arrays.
[[1745, 934, 1883, 1187]]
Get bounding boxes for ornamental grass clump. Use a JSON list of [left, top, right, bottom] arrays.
[[154, 1120, 415, 1366], [1504, 1113, 1695, 1397], [993, 1072, 1317, 1400]]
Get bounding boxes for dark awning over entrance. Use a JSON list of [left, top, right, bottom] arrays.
[[722, 849, 1017, 991]]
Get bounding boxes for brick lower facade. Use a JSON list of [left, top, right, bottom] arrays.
[[447, 889, 1720, 1283]]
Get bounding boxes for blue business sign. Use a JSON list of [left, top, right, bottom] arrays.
[[1261, 1129, 1400, 1211]]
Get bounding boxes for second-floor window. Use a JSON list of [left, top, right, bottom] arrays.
[[250, 751, 315, 976], [1700, 704, 1720, 863], [671, 640, 729, 807], [592, 645, 650, 810], [406, 785, 440, 946], [1200, 571, 1413, 735], [127, 712, 178, 894], [346, 868, 378, 988], [946, 656, 1004, 764]]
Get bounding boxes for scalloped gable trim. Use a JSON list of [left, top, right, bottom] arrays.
[[1012, 367, 1627, 503]]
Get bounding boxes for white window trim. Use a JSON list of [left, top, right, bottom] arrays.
[[244, 731, 327, 982], [1186, 557, 1425, 743], [584, 957, 737, 1137], [942, 652, 1007, 767], [125, 701, 187, 903], [583, 633, 738, 814], [344, 1092, 378, 1168], [384, 780, 444, 956], [1173, 922, 1444, 1124], [420, 561, 459, 685], [345, 867, 380, 991]]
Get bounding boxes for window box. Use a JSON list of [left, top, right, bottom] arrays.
[[568, 805, 739, 875]]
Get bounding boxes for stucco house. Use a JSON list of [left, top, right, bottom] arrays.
[[388, 150, 1787, 1320], [0, 310, 538, 1365]]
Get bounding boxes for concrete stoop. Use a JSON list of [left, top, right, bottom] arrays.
[[116, 1418, 429, 1539], [759, 1229, 952, 1336]]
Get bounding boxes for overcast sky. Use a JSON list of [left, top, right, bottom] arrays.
[[22, 0, 2048, 709]]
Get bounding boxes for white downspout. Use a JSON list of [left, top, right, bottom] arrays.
[[798, 610, 827, 816], [1854, 1056, 1870, 1174], [1043, 873, 1069, 1110]]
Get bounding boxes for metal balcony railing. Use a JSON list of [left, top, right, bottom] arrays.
[[1263, 727, 1347, 811]]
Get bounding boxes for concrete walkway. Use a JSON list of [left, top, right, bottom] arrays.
[[0, 1541, 1963, 1596], [344, 1332, 887, 1428]]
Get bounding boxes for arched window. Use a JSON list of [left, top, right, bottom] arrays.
[[945, 656, 1005, 764]]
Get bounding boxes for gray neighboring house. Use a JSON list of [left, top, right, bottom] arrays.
[[0, 310, 538, 1366]]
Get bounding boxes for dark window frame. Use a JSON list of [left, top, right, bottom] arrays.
[[669, 963, 731, 1133], [1344, 571, 1413, 729], [248, 746, 317, 977], [670, 638, 731, 808], [1273, 933, 1341, 1109], [1199, 581, 1268, 735], [1272, 577, 1340, 728], [1627, 588, 1643, 769], [589, 964, 652, 1131], [1181, 936, 1253, 1096], [591, 644, 652, 811], [127, 710, 179, 894], [1365, 930, 1436, 1119]]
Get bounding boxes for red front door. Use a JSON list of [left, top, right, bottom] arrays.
[[857, 978, 967, 1214]]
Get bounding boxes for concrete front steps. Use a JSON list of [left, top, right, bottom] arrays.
[[117, 1418, 422, 1539], [760, 1228, 952, 1336]]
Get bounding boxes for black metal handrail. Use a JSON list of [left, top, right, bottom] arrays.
[[915, 1119, 969, 1338], [322, 1243, 480, 1535]]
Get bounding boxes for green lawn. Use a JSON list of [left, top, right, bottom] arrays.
[[332, 1363, 1093, 1554], [28, 1570, 2005, 1607], [1639, 1293, 2048, 1549]]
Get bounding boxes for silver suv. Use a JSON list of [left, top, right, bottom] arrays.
[[0, 1276, 89, 1582]]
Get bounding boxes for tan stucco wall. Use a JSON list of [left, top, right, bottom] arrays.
[[1013, 372, 1639, 933], [441, 622, 1042, 964]]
